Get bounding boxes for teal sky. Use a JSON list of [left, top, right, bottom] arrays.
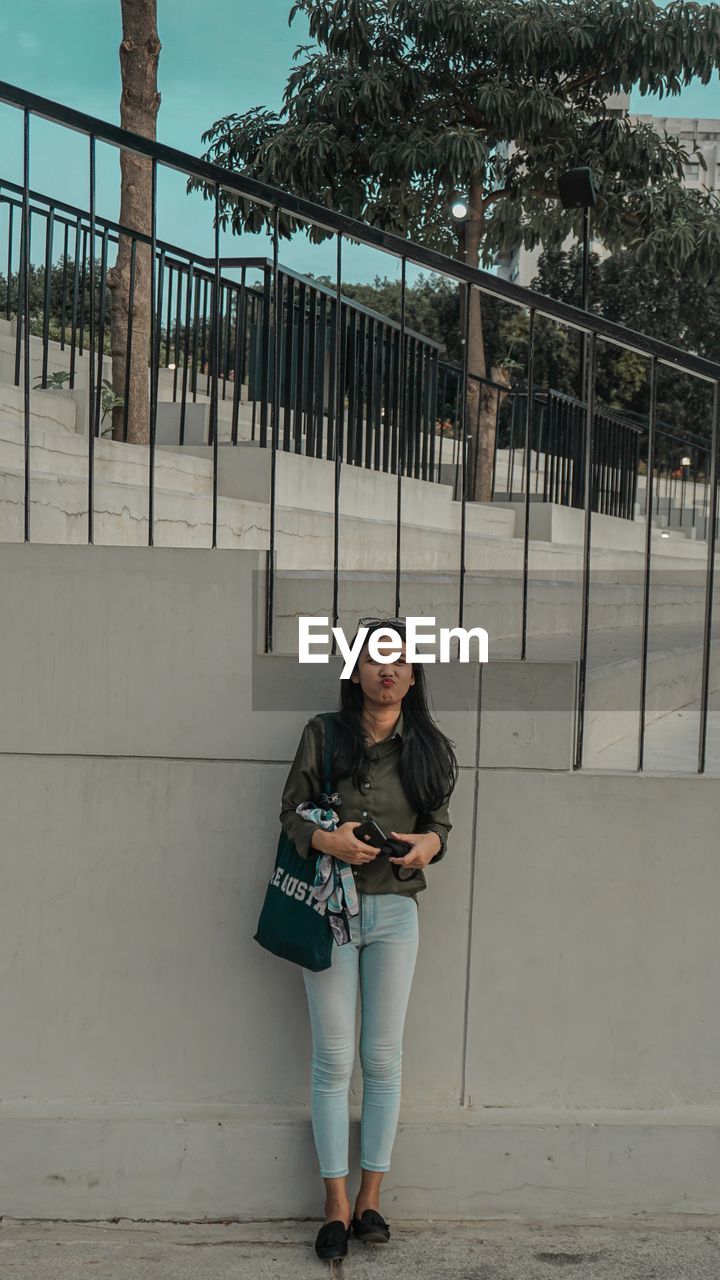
[[0, 0, 719, 284]]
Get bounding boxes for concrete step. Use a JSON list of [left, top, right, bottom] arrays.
[[0, 382, 78, 435], [0, 417, 217, 498], [584, 637, 720, 763], [491, 623, 720, 763], [0, 465, 268, 548], [268, 572, 720, 654], [0, 322, 456, 470], [592, 687, 720, 772], [164, 443, 517, 540]]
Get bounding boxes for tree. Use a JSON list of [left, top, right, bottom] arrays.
[[191, 0, 720, 499], [106, 0, 161, 445], [529, 242, 720, 445]]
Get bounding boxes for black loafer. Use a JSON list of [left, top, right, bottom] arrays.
[[314, 1219, 352, 1260], [351, 1207, 391, 1243]]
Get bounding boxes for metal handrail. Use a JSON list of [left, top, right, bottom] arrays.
[[1, 77, 718, 775], [0, 179, 442, 347], [1, 78, 719, 383]]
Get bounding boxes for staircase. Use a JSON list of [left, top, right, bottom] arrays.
[[2, 316, 719, 771]]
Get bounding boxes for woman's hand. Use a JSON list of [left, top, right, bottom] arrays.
[[387, 830, 442, 870], [311, 821, 381, 865]]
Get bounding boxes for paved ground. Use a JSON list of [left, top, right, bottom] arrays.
[[2, 1215, 720, 1279]]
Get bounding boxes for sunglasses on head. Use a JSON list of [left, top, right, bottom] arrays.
[[358, 616, 406, 632]]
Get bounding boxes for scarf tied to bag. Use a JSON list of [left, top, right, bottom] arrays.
[[295, 802, 359, 945]]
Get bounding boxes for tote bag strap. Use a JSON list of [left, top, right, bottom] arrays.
[[316, 711, 339, 797]]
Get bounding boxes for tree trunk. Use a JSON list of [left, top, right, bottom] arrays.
[[462, 177, 511, 502], [106, 1, 161, 445]]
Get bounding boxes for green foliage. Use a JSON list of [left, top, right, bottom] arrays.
[[530, 242, 719, 438], [0, 256, 114, 354], [191, 0, 720, 282], [33, 370, 71, 391], [1, 256, 193, 366], [100, 379, 125, 432], [323, 270, 511, 368], [342, 245, 720, 443]]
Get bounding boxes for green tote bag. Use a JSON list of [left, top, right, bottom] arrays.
[[253, 712, 338, 972]]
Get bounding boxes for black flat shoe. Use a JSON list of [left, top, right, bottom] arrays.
[[351, 1207, 391, 1243], [314, 1219, 352, 1260]]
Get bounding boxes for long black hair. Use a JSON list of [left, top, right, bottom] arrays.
[[332, 621, 458, 814]]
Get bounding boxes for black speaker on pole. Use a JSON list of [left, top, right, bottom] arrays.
[[558, 166, 598, 208]]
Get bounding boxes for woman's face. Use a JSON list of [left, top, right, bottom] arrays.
[[351, 633, 415, 706]]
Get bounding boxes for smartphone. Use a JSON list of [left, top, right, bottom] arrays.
[[354, 818, 387, 849]]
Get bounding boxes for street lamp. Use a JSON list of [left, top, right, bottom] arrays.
[[559, 166, 598, 403], [450, 191, 471, 260]]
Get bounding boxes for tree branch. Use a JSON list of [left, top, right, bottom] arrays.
[[481, 187, 512, 210], [558, 70, 606, 95]]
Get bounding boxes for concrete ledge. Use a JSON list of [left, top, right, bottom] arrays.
[[2, 1108, 719, 1219], [0, 381, 78, 434], [494, 498, 701, 552], [586, 639, 720, 756]]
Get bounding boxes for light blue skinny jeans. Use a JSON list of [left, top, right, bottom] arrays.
[[301, 889, 419, 1178]]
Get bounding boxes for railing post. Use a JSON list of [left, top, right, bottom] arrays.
[[180, 260, 192, 446], [172, 261, 182, 402], [331, 233, 343, 645], [394, 257, 407, 618], [88, 134, 96, 544], [40, 207, 54, 389], [698, 382, 720, 773], [94, 226, 109, 439], [5, 199, 13, 323], [21, 108, 31, 542], [60, 219, 69, 349], [573, 329, 597, 770], [230, 266, 245, 446], [148, 156, 158, 546], [264, 207, 281, 654], [259, 264, 271, 449], [637, 356, 658, 772], [457, 278, 471, 628], [520, 310, 536, 660], [210, 182, 221, 547]]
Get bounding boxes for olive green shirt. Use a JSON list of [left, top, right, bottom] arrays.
[[279, 711, 452, 901]]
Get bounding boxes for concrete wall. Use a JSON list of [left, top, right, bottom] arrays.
[[1, 544, 720, 1222]]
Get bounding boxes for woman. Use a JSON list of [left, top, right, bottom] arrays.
[[279, 617, 458, 1262]]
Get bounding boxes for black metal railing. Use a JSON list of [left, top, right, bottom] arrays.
[[0, 181, 443, 477], [0, 79, 719, 774], [2, 177, 709, 526], [437, 368, 643, 519]]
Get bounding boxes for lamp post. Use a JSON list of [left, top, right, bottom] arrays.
[[680, 453, 691, 527], [449, 192, 472, 496], [558, 167, 598, 404]]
